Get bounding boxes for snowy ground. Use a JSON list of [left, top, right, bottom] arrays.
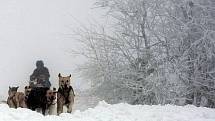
[[1, 101, 215, 121]]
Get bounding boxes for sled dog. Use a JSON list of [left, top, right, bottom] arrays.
[[26, 87, 57, 115], [57, 73, 75, 115], [7, 86, 27, 108]]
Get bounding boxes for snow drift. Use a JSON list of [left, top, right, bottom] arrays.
[[0, 101, 215, 121]]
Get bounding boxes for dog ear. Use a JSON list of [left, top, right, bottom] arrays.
[[69, 74, 71, 77], [25, 86, 27, 89], [58, 73, 61, 77]]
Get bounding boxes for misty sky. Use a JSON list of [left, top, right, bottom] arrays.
[[0, 0, 100, 100]]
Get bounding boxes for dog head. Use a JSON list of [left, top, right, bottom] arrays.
[[46, 87, 57, 105], [24, 86, 32, 97], [8, 86, 19, 98], [58, 73, 71, 88]]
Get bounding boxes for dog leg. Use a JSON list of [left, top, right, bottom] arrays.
[[48, 104, 56, 115], [16, 99, 19, 108], [57, 103, 63, 115], [67, 103, 73, 113], [57, 93, 64, 115], [42, 107, 46, 116], [20, 94, 27, 108], [67, 90, 74, 113], [7, 99, 15, 108], [21, 101, 27, 108]]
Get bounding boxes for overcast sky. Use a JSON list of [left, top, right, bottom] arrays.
[[0, 0, 101, 100]]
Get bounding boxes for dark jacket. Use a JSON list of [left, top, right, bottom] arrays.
[[30, 61, 50, 81], [30, 61, 51, 88], [30, 67, 50, 81]]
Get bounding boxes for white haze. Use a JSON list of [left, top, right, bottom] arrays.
[[0, 0, 98, 100]]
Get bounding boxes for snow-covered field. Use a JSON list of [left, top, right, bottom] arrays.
[[0, 101, 215, 121]]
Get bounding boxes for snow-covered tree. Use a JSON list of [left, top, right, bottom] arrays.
[[74, 0, 215, 107], [75, 0, 177, 105], [166, 0, 215, 107]]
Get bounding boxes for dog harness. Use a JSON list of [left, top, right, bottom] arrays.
[[58, 86, 75, 104]]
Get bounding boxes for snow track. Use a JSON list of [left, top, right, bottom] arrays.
[[1, 101, 215, 121]]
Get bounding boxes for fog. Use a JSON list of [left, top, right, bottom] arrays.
[[0, 0, 98, 100]]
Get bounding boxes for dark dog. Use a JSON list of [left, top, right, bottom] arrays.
[[57, 73, 75, 115], [26, 87, 57, 115], [24, 86, 32, 100]]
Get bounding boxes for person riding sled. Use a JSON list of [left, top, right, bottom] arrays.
[[29, 60, 51, 88]]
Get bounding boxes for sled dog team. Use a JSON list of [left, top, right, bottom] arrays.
[[7, 73, 75, 115]]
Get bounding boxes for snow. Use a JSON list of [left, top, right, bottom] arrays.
[[0, 101, 215, 121]]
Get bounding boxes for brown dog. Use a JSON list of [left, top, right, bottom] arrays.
[[7, 86, 27, 108], [57, 73, 75, 115]]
